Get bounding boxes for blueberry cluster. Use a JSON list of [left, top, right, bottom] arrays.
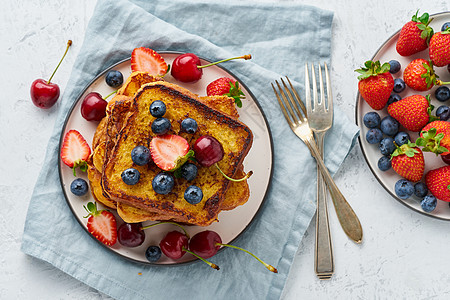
[[394, 179, 437, 213]]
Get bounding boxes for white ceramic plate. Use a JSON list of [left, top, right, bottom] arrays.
[[58, 51, 273, 264], [356, 12, 450, 220]]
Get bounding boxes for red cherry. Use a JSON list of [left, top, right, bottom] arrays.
[[117, 223, 145, 248], [189, 230, 222, 259], [30, 40, 72, 109], [171, 53, 252, 83], [442, 154, 450, 165], [159, 231, 189, 260], [81, 92, 108, 121], [193, 135, 224, 167]]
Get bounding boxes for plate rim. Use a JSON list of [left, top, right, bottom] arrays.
[[57, 51, 275, 265], [355, 11, 450, 221]]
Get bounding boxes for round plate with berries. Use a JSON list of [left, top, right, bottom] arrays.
[[356, 12, 450, 219], [58, 50, 274, 267]]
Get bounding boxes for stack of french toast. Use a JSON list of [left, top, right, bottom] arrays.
[[87, 72, 253, 226]]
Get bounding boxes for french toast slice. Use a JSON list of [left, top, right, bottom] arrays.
[[101, 81, 253, 226]]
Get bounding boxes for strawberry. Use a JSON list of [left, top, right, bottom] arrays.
[[390, 141, 424, 182], [150, 134, 193, 171], [403, 59, 439, 91], [206, 77, 245, 108], [387, 94, 434, 132], [429, 28, 450, 67], [416, 120, 450, 155], [131, 47, 168, 76], [425, 166, 450, 202], [355, 60, 394, 110], [84, 202, 117, 246], [396, 11, 433, 56], [61, 129, 91, 176]]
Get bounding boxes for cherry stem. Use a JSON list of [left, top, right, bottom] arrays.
[[215, 163, 253, 182], [198, 54, 252, 69], [103, 90, 118, 100], [216, 243, 278, 273], [141, 221, 190, 238], [48, 40, 72, 84], [437, 80, 450, 86], [183, 247, 220, 270]]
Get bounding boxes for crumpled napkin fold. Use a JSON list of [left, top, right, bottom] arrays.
[[21, 0, 359, 299]]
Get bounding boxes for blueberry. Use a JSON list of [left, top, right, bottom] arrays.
[[387, 93, 401, 106], [150, 100, 166, 117], [121, 168, 140, 185], [394, 131, 410, 146], [421, 195, 437, 212], [414, 182, 428, 198], [151, 117, 171, 135], [379, 137, 396, 156], [70, 178, 88, 196], [436, 105, 450, 121], [442, 22, 450, 31], [366, 128, 383, 144], [377, 156, 392, 171], [131, 145, 150, 166], [152, 172, 174, 195], [435, 86, 450, 102], [105, 70, 124, 88], [389, 60, 401, 74], [184, 185, 203, 204], [180, 163, 198, 181], [363, 112, 381, 128], [393, 78, 406, 93], [145, 245, 162, 262], [181, 118, 198, 134], [394, 179, 414, 200], [380, 116, 399, 137]]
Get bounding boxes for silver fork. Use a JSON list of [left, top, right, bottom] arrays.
[[271, 74, 363, 245], [305, 63, 334, 279]]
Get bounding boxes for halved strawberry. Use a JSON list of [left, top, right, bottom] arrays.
[[131, 47, 168, 76], [61, 130, 91, 176], [150, 134, 193, 171], [206, 77, 245, 108], [84, 202, 117, 246]]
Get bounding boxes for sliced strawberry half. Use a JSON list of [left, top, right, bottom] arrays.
[[61, 129, 91, 176], [150, 134, 192, 171], [131, 47, 168, 76], [206, 77, 245, 108], [84, 202, 117, 246]]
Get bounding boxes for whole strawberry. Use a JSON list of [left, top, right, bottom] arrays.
[[429, 28, 450, 67], [206, 77, 245, 108], [355, 60, 394, 110], [390, 141, 425, 182], [403, 59, 438, 91], [387, 94, 434, 132], [416, 120, 450, 155], [396, 11, 433, 56], [425, 166, 450, 202]]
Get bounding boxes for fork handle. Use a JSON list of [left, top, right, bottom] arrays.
[[305, 136, 363, 244], [314, 132, 334, 279]]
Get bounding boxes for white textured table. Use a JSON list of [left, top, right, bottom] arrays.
[[2, 1, 449, 299]]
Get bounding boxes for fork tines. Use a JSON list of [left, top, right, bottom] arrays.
[[271, 77, 308, 125]]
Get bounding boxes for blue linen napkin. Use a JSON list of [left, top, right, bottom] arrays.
[[21, 0, 359, 299]]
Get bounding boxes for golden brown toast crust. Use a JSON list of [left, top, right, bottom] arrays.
[[102, 81, 253, 226]]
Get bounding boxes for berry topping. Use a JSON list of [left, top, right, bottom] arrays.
[[61, 130, 91, 176], [388, 60, 401, 74], [180, 162, 198, 181], [105, 70, 123, 88], [150, 135, 192, 171], [414, 182, 428, 198], [152, 172, 175, 195], [151, 117, 171, 135], [435, 86, 450, 102], [131, 145, 151, 166], [193, 135, 224, 167], [394, 132, 411, 146], [421, 195, 437, 212], [117, 223, 145, 247], [378, 156, 392, 171], [159, 231, 189, 260], [396, 11, 433, 56], [380, 116, 399, 137], [145, 246, 162, 262], [83, 202, 117, 246], [206, 77, 245, 108], [379, 137, 396, 156], [131, 47, 168, 76], [70, 178, 88, 196], [184, 185, 203, 204], [149, 100, 166, 117], [387, 93, 401, 106], [436, 105, 450, 121], [80, 92, 108, 121], [365, 128, 383, 144], [121, 168, 140, 185], [363, 111, 381, 128], [181, 118, 198, 134], [393, 78, 406, 93], [394, 179, 414, 199]]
